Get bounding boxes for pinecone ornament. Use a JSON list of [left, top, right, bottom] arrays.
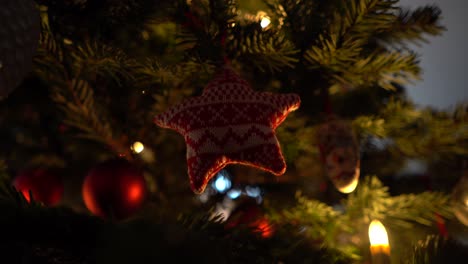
[[317, 119, 360, 193], [0, 0, 40, 100]]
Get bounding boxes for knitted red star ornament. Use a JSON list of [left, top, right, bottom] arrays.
[[154, 67, 301, 193]]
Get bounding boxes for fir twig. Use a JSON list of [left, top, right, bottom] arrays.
[[70, 41, 133, 85], [51, 78, 130, 156], [354, 101, 468, 157], [229, 26, 298, 72], [304, 0, 424, 90], [377, 5, 445, 45], [406, 235, 468, 264]]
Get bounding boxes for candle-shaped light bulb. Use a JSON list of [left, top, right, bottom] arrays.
[[369, 220, 389, 246], [369, 220, 390, 264]]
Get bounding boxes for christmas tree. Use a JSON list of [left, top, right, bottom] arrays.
[[0, 0, 467, 263]]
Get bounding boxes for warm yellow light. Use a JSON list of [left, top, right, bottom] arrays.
[[141, 30, 150, 40], [63, 38, 73, 45], [260, 16, 271, 28], [338, 169, 359, 194], [131, 141, 145, 154], [369, 220, 389, 246]]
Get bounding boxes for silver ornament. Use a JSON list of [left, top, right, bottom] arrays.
[[0, 0, 40, 100]]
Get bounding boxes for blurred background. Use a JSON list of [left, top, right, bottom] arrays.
[[401, 0, 467, 110]]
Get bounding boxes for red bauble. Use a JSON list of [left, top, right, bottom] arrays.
[[13, 168, 63, 206], [226, 199, 274, 238], [82, 159, 147, 220]]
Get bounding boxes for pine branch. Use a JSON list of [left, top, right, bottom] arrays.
[[269, 176, 453, 260], [304, 0, 420, 90], [34, 10, 67, 83], [50, 79, 129, 156], [385, 192, 451, 228], [334, 0, 398, 40], [132, 59, 176, 89], [0, 162, 42, 206], [229, 26, 298, 72], [41, 0, 174, 40], [208, 0, 237, 26], [132, 59, 215, 90], [33, 13, 132, 157], [305, 27, 362, 70], [0, 198, 352, 263], [170, 0, 237, 62], [306, 0, 397, 66], [377, 5, 445, 46], [345, 176, 391, 221], [354, 101, 468, 158], [346, 176, 452, 229], [132, 58, 217, 118], [266, 0, 332, 51], [270, 191, 341, 239], [406, 235, 468, 264], [70, 41, 133, 85], [333, 51, 421, 90]]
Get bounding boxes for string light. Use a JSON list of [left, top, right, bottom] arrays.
[[213, 171, 231, 193], [260, 16, 271, 28], [368, 220, 389, 246], [141, 30, 150, 40], [255, 11, 271, 29], [131, 141, 145, 154], [63, 38, 73, 45], [368, 220, 391, 263], [227, 188, 241, 199], [245, 185, 261, 198]]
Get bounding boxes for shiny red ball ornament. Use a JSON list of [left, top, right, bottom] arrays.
[[13, 168, 63, 206], [226, 199, 274, 238], [82, 159, 147, 220]]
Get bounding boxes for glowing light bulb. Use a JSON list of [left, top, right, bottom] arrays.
[[369, 220, 391, 263], [245, 186, 261, 198], [339, 171, 359, 194], [63, 38, 73, 45], [214, 176, 230, 192], [227, 188, 241, 199], [369, 220, 389, 246], [260, 16, 271, 28], [131, 141, 145, 154], [141, 30, 150, 40], [212, 171, 231, 193]]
